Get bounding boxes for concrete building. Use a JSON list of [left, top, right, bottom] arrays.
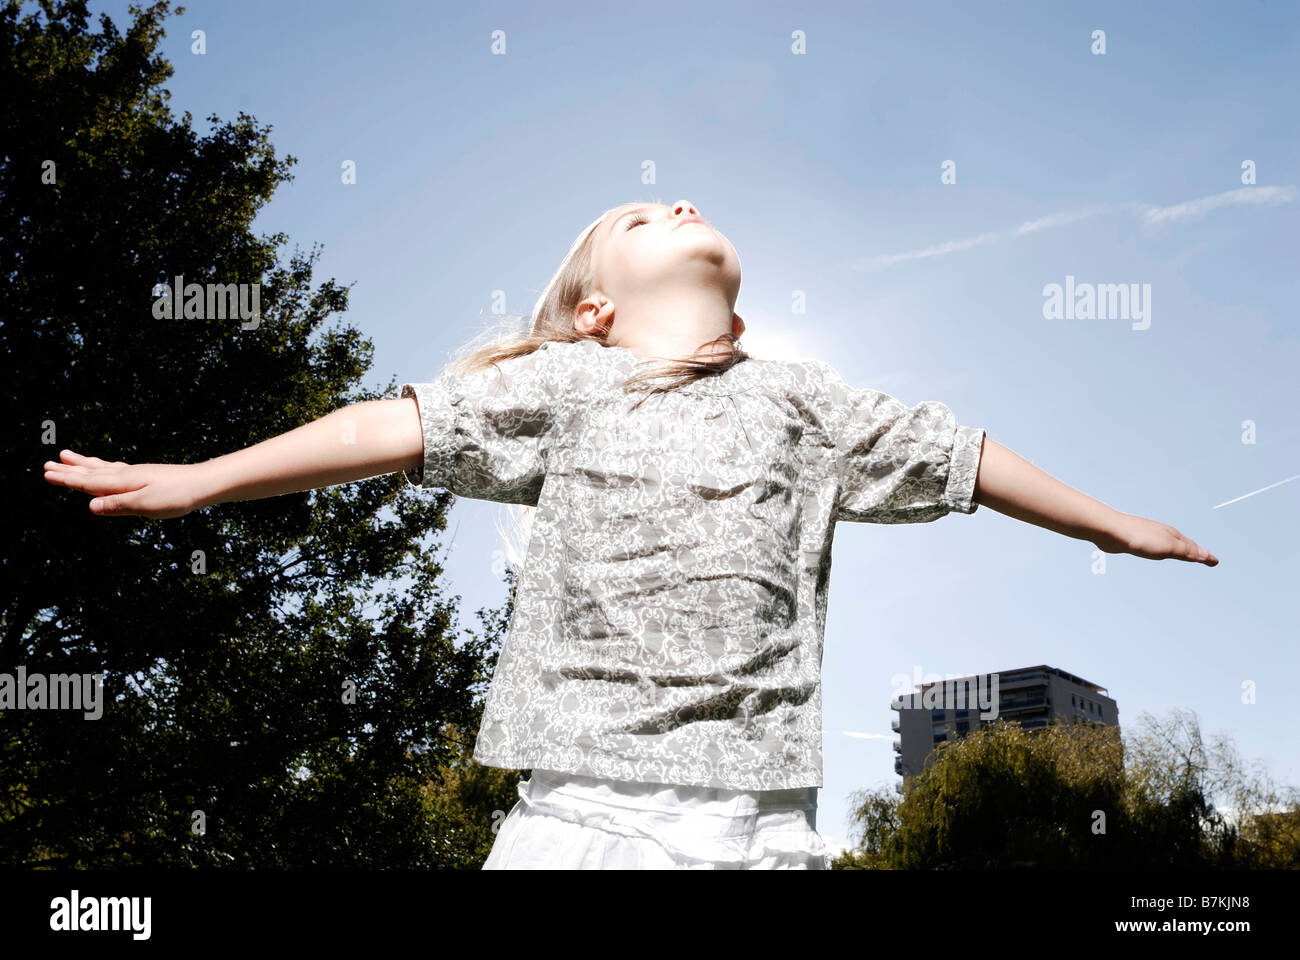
[[890, 664, 1119, 794]]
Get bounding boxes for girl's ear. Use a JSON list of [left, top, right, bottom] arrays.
[[732, 313, 746, 338], [576, 297, 614, 337]]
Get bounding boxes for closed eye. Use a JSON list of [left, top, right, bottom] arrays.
[[625, 213, 650, 229]]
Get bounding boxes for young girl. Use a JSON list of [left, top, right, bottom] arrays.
[[43, 199, 1219, 870]]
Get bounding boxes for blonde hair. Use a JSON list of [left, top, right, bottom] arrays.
[[445, 202, 748, 573]]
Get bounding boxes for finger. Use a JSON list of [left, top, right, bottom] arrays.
[[1180, 537, 1217, 565], [57, 450, 100, 465], [48, 467, 147, 499], [43, 468, 83, 490], [45, 462, 87, 477], [90, 493, 137, 516], [44, 470, 79, 487], [67, 451, 120, 469], [45, 462, 90, 484]]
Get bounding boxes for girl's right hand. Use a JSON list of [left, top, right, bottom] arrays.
[[43, 449, 204, 519], [1092, 512, 1219, 566]]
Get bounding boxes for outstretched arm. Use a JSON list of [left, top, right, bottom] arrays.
[[43, 397, 425, 518], [974, 436, 1218, 566]]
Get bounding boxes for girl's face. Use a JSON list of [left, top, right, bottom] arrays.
[[584, 199, 742, 341]]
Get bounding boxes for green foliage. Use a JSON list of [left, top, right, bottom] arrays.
[[1, 0, 519, 868], [833, 709, 1300, 869]]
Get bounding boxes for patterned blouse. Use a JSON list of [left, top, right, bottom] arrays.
[[399, 338, 985, 791]]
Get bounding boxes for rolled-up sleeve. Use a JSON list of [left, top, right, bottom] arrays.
[[813, 361, 985, 524], [399, 343, 560, 506]]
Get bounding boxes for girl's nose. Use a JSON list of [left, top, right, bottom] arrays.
[[672, 200, 699, 218]]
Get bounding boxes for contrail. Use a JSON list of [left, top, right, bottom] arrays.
[[854, 186, 1296, 271], [1212, 472, 1300, 509]]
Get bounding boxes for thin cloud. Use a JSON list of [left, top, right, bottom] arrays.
[[859, 231, 1000, 269], [842, 730, 893, 741], [1212, 472, 1300, 510], [1014, 204, 1125, 234], [854, 186, 1295, 271], [1141, 185, 1296, 225]]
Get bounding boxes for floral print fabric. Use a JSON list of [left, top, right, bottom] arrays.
[[400, 338, 985, 790]]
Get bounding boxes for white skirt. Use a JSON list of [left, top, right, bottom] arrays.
[[482, 768, 829, 870]]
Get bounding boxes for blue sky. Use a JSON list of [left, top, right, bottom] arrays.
[[80, 0, 1300, 856]]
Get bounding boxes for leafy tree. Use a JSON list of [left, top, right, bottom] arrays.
[[1123, 707, 1300, 869], [833, 709, 1300, 869], [1, 0, 520, 868]]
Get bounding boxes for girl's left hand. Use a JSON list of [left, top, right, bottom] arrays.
[[44, 449, 202, 519], [1092, 512, 1219, 566]]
